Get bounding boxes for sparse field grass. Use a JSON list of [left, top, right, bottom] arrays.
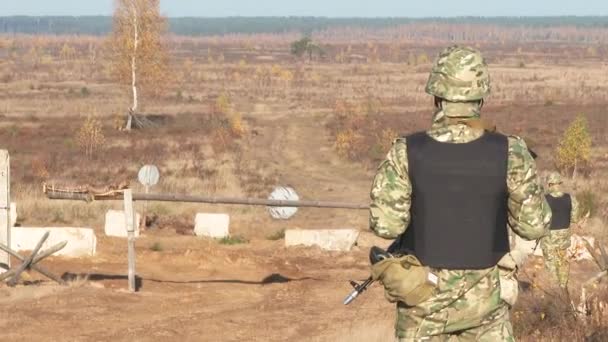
[[218, 235, 249, 245]]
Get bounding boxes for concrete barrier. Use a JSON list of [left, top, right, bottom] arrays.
[[11, 227, 97, 257], [104, 210, 141, 238], [285, 229, 360, 252], [194, 213, 230, 238]]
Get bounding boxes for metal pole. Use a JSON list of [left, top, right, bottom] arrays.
[[123, 189, 137, 292], [45, 191, 370, 210]]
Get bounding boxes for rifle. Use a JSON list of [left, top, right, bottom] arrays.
[[343, 239, 403, 305]]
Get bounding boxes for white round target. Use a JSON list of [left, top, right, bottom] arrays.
[[267, 186, 299, 220]]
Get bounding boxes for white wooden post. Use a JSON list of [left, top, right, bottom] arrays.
[[123, 189, 137, 292], [0, 150, 10, 272], [140, 185, 149, 231]]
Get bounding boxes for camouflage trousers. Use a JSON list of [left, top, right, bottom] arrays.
[[540, 229, 571, 288], [395, 305, 514, 342]]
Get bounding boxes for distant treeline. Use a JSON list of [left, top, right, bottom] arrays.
[[1, 16, 608, 36]]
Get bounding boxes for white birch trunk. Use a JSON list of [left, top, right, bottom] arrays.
[[126, 0, 139, 131]]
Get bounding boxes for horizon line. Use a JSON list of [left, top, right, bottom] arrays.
[[2, 15, 608, 19]]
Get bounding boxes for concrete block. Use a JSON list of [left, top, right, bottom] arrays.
[[10, 202, 16, 227], [104, 210, 141, 238], [285, 229, 360, 252], [356, 231, 392, 250], [11, 227, 96, 257], [194, 213, 230, 238]]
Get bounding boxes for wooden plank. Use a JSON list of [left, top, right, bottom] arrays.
[[123, 189, 137, 292], [0, 150, 9, 270], [7, 231, 49, 286]]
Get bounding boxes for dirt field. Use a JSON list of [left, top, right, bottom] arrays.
[[0, 30, 607, 341], [0, 232, 605, 342]]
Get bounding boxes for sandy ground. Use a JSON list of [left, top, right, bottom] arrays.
[[1, 229, 602, 342], [0, 230, 397, 342]]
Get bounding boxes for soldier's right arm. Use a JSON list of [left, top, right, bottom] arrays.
[[506, 136, 552, 240]]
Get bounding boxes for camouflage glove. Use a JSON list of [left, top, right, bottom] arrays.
[[370, 255, 437, 306]]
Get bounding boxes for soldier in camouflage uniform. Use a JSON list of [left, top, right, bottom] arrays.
[[540, 172, 582, 288], [369, 46, 552, 341]]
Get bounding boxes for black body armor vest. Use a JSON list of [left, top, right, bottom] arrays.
[[394, 131, 510, 270], [546, 194, 572, 230]]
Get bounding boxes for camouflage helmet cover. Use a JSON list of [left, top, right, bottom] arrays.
[[425, 45, 491, 102], [546, 172, 563, 185]]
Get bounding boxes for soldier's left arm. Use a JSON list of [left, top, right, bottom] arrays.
[[505, 136, 552, 240], [369, 139, 412, 239]]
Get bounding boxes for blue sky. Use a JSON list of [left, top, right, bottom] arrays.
[[2, 0, 607, 17]]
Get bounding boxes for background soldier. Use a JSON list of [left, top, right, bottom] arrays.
[[540, 172, 583, 289], [369, 45, 552, 341]]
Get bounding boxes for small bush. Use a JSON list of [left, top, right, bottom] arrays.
[[76, 115, 105, 159], [80, 87, 90, 97], [150, 242, 163, 252], [215, 92, 232, 115], [555, 114, 592, 178], [218, 235, 249, 245], [335, 129, 365, 160], [229, 112, 246, 138], [577, 190, 597, 218], [267, 229, 285, 241]]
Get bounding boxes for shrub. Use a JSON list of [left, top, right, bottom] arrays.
[[335, 129, 365, 160], [229, 112, 246, 138], [267, 229, 285, 241], [577, 190, 597, 218], [555, 114, 592, 179], [218, 235, 249, 245], [76, 115, 105, 159], [80, 86, 90, 97], [215, 92, 232, 115], [150, 242, 163, 252]]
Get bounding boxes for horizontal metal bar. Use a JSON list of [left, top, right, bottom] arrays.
[[45, 190, 370, 210]]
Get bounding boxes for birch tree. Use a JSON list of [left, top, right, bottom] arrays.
[[110, 0, 168, 130]]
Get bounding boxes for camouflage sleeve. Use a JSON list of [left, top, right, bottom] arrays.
[[506, 136, 552, 240], [570, 195, 582, 224], [369, 138, 412, 239]]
